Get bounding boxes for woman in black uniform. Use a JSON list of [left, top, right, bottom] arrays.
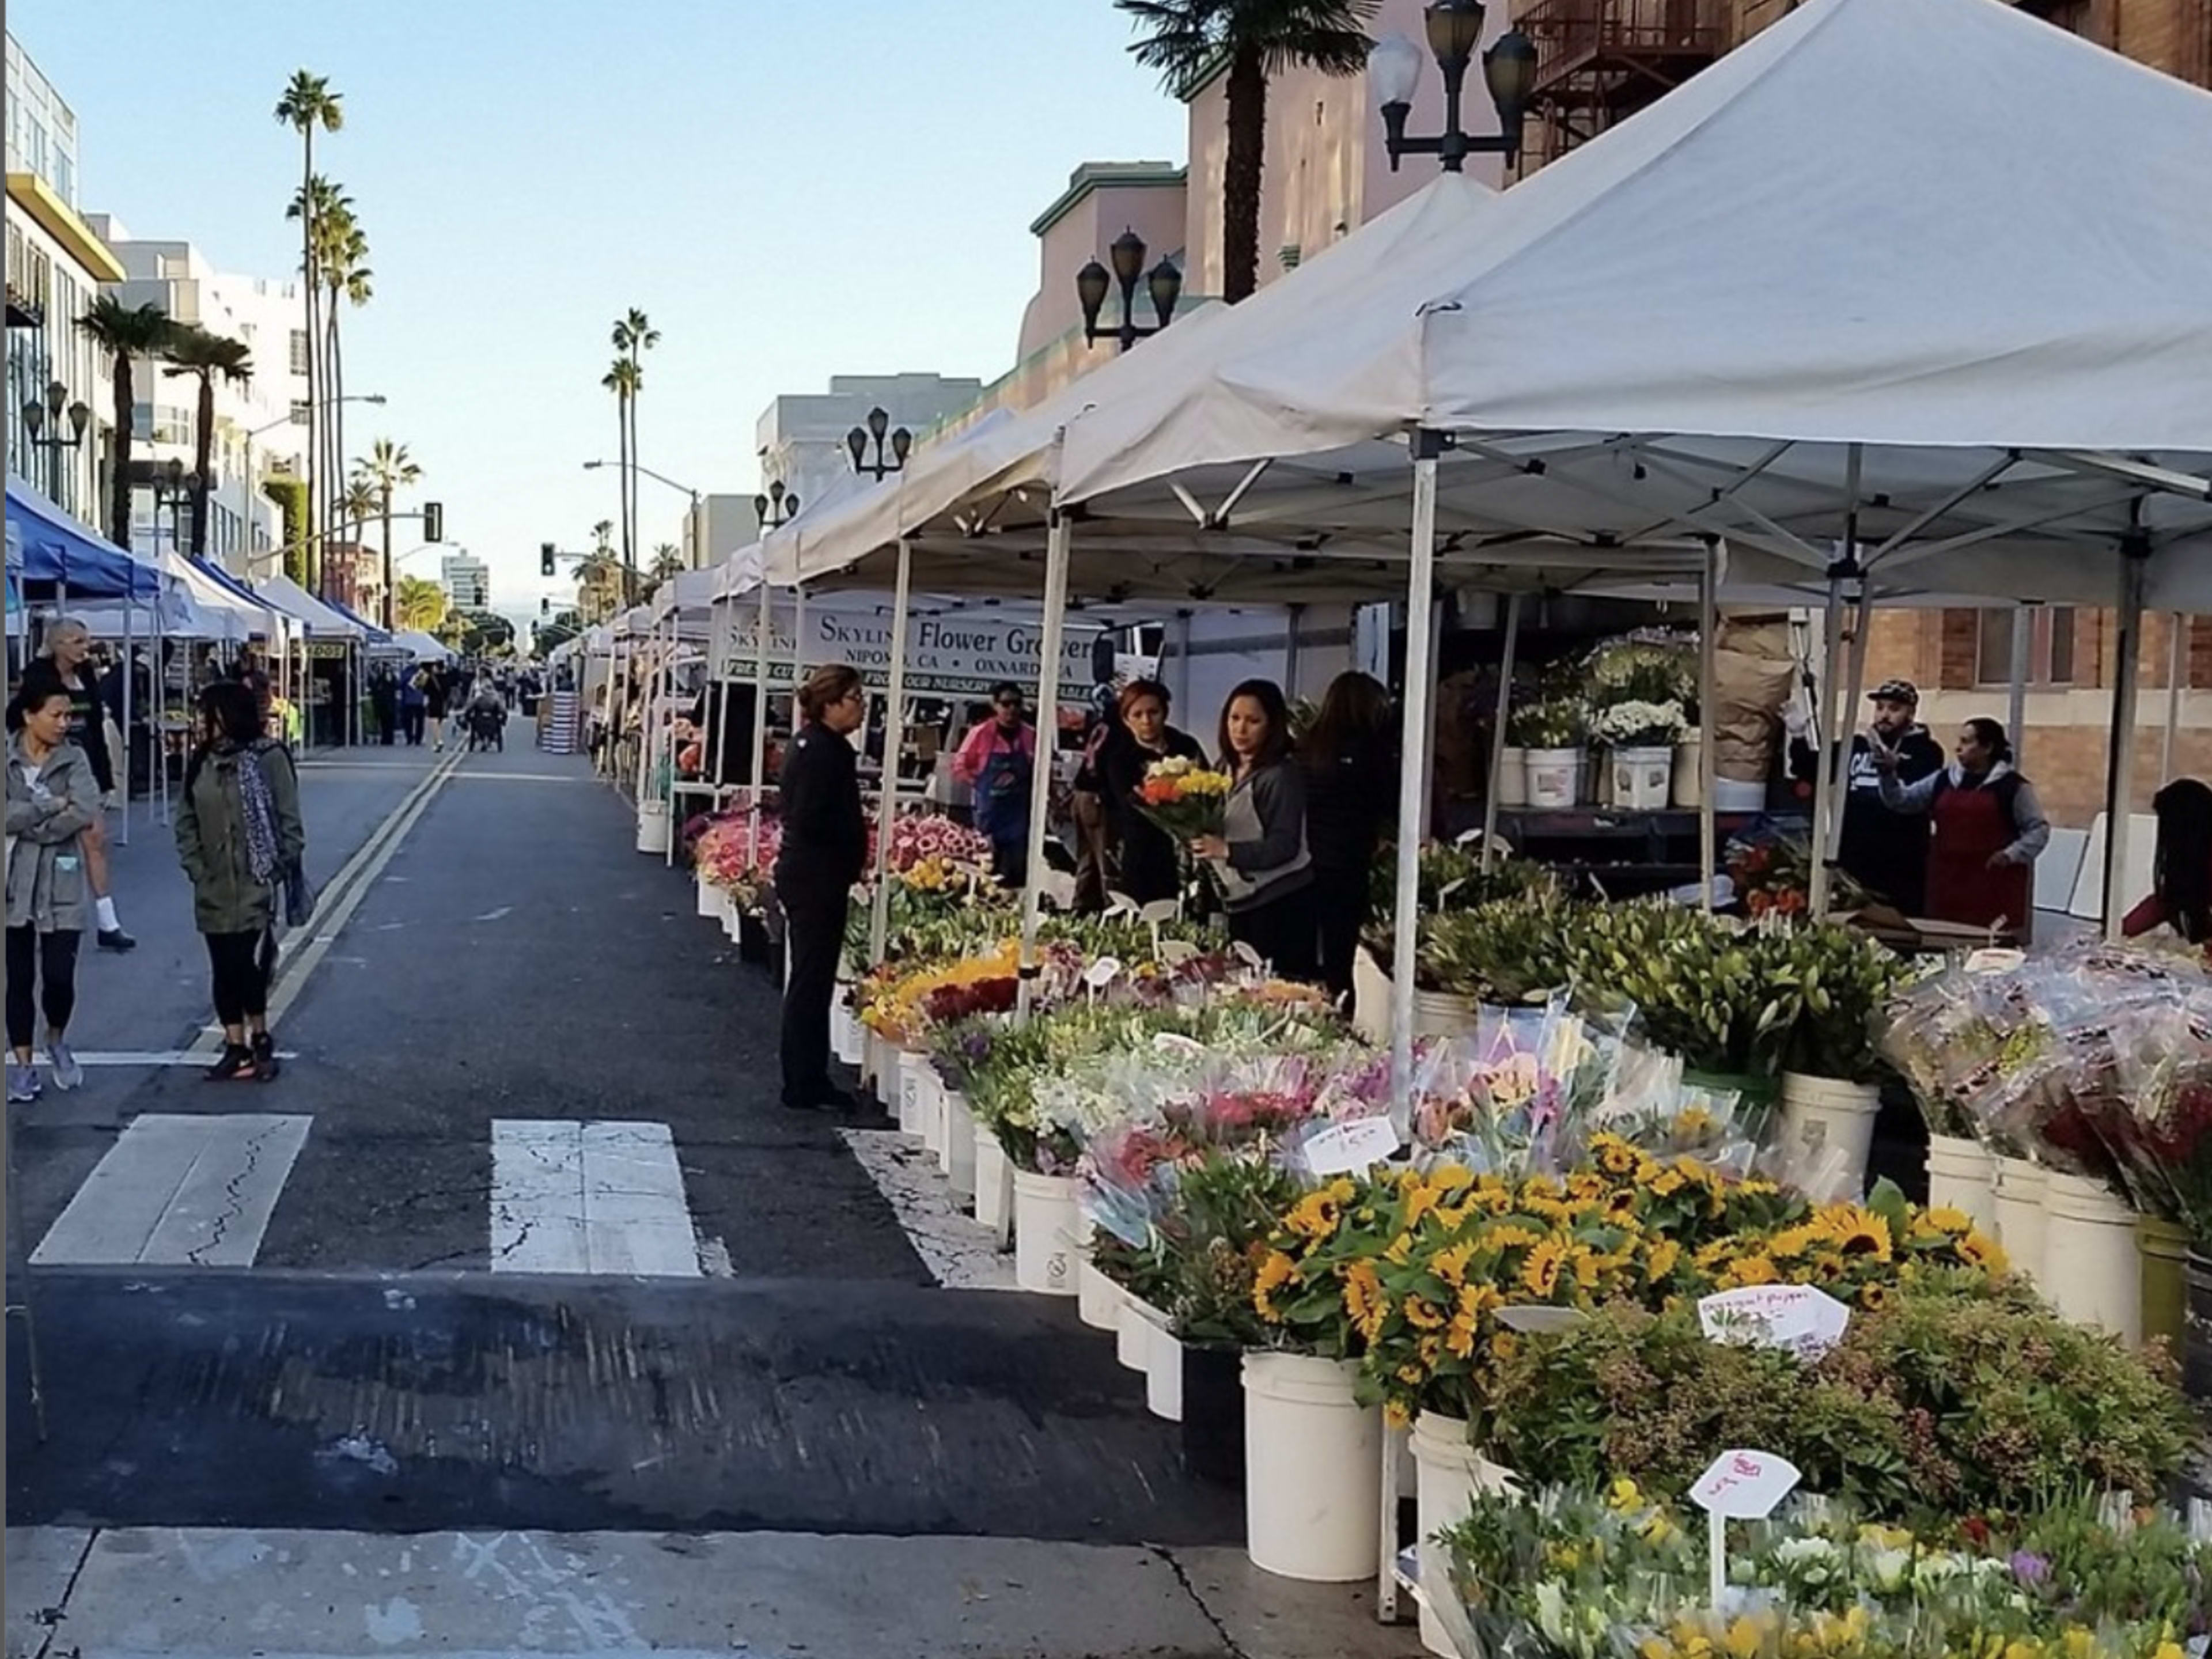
[[777, 664, 868, 1112]]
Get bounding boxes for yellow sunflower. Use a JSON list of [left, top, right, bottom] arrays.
[[1719, 1253, 1780, 1289], [1284, 1190, 1343, 1243], [1820, 1208, 1894, 1262], [1919, 1203, 1973, 1236], [1766, 1225, 1819, 1260], [1647, 1165, 1688, 1199], [1445, 1313, 1479, 1360], [1253, 1249, 1299, 1321], [1344, 1260, 1390, 1340], [1857, 1281, 1889, 1311], [1645, 1237, 1683, 1284], [1457, 1281, 1502, 1320], [1957, 1232, 2009, 1275], [1593, 1134, 1640, 1176], [1432, 1241, 1477, 1288], [1521, 1237, 1569, 1298], [1404, 1294, 1446, 1331]]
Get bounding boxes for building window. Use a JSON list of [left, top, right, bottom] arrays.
[[1976, 607, 2075, 688], [290, 399, 311, 426], [289, 329, 310, 376]]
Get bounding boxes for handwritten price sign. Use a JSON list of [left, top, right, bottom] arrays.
[[1690, 1447, 1802, 1608], [1698, 1285, 1850, 1355]]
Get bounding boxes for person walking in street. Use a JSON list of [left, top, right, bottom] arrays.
[[1300, 671, 1397, 1007], [1098, 679, 1206, 906], [176, 681, 306, 1082], [6, 677, 97, 1102], [37, 620, 135, 950], [371, 665, 399, 747], [422, 665, 452, 752], [953, 682, 1037, 889], [1192, 679, 1316, 978], [2124, 777, 2212, 949], [1876, 716, 2050, 940], [400, 667, 428, 747], [1786, 677, 1945, 916], [777, 664, 868, 1113]]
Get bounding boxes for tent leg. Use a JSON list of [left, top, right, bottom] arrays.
[[747, 579, 771, 864], [1806, 572, 1846, 918], [1699, 539, 1720, 912], [1017, 510, 1073, 1019], [2162, 613, 2186, 786], [2008, 608, 2032, 770], [707, 600, 730, 797], [1480, 592, 1522, 876], [1389, 438, 1444, 1134], [2103, 546, 2149, 940], [118, 595, 135, 848], [1826, 579, 1874, 865], [868, 541, 914, 964]]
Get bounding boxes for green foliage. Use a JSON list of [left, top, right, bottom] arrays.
[[261, 477, 309, 584]]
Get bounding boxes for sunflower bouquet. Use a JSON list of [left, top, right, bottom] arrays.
[[1132, 754, 1233, 842]]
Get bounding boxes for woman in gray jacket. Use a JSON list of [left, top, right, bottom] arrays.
[[7, 677, 97, 1102], [1191, 679, 1316, 979]]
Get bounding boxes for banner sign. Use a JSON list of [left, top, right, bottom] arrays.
[[726, 601, 1104, 701], [305, 642, 350, 661]]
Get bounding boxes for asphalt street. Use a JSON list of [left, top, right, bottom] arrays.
[[5, 740, 1405, 1657]]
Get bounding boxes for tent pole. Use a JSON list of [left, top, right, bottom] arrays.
[[663, 612, 681, 868], [707, 594, 730, 797], [869, 540, 914, 965], [2161, 612, 2186, 786], [1173, 611, 1193, 711], [748, 575, 770, 865], [118, 589, 135, 848], [1806, 570, 1846, 918], [2103, 537, 2149, 940], [1390, 437, 1444, 1134], [1827, 578, 1874, 865], [1699, 539, 1720, 912], [1480, 591, 1522, 876], [1283, 603, 1303, 700], [156, 599, 171, 827], [1017, 507, 1073, 1020]]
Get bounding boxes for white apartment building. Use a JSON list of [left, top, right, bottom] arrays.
[[5, 33, 121, 531], [754, 372, 982, 524], [81, 214, 310, 575], [680, 493, 762, 570], [441, 550, 490, 611]]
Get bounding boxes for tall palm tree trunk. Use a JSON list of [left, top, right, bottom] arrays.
[[329, 302, 346, 588], [107, 353, 135, 550], [1222, 47, 1268, 305], [300, 138, 321, 592], [191, 371, 215, 557], [616, 391, 633, 602], [627, 389, 641, 600], [380, 484, 393, 632]]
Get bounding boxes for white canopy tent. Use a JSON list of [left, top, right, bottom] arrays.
[[390, 629, 454, 663]]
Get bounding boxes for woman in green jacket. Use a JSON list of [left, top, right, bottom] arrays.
[[7, 676, 98, 1102], [176, 681, 306, 1082]]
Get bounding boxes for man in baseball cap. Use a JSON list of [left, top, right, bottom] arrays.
[[1785, 676, 1945, 914]]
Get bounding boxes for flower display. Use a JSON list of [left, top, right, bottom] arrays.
[[695, 814, 782, 912], [884, 811, 994, 876], [1132, 755, 1233, 841], [1589, 698, 1689, 750]]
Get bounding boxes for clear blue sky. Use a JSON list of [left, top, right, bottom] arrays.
[[14, 0, 1188, 627]]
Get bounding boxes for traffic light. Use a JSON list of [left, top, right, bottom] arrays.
[[541, 542, 556, 577], [423, 501, 444, 541]]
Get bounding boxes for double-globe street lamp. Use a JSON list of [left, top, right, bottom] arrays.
[[1369, 0, 1539, 173], [753, 478, 801, 532], [1076, 228, 1183, 354], [846, 407, 912, 480], [20, 378, 92, 502]]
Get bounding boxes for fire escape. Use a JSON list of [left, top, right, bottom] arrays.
[[1512, 0, 1733, 169]]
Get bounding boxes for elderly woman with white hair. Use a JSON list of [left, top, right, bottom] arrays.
[[37, 619, 134, 952]]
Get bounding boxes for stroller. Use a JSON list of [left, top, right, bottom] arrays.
[[465, 691, 507, 752]]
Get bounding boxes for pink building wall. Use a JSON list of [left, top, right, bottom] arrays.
[[1016, 166, 1189, 367]]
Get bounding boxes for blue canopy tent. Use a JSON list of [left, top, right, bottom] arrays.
[[6, 475, 161, 598]]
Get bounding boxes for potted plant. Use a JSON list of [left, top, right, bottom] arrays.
[[1756, 919, 1908, 1196], [1510, 699, 1589, 810], [1589, 699, 1689, 810]]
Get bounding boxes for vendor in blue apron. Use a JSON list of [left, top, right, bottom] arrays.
[[954, 681, 1037, 889]]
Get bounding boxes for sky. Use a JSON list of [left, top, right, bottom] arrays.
[[14, 0, 1190, 630]]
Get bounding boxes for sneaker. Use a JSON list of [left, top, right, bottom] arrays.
[[204, 1043, 259, 1083], [252, 1032, 280, 1081], [97, 926, 137, 952], [47, 1041, 81, 1092], [6, 1063, 39, 1104]]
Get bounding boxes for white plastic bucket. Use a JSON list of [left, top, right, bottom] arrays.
[[635, 799, 671, 855], [1411, 1414, 1514, 1657], [721, 893, 742, 940], [1926, 1134, 1998, 1237], [831, 1002, 865, 1069], [1778, 1072, 1882, 1197], [1495, 746, 1527, 808], [1078, 1252, 1122, 1332], [1713, 777, 1767, 812], [696, 876, 721, 919], [1352, 947, 1392, 1045], [1610, 745, 1675, 811], [1522, 748, 1583, 810], [1012, 1169, 1080, 1296], [975, 1130, 1013, 1247], [1147, 1316, 1184, 1423], [915, 1062, 945, 1161], [1241, 1353, 1380, 1582], [1993, 1156, 2048, 1283], [892, 1050, 918, 1134], [1118, 1291, 1161, 1371], [1412, 990, 1479, 1039], [1671, 732, 1704, 809], [945, 1090, 978, 1201], [2041, 1171, 2141, 1343]]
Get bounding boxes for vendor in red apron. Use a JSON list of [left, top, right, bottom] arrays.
[[953, 681, 1037, 889], [1875, 717, 2050, 940]]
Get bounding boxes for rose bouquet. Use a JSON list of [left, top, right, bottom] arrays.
[[884, 811, 994, 876], [1132, 754, 1233, 842]]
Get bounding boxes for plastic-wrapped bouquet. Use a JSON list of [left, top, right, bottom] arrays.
[[1132, 754, 1233, 841], [884, 811, 994, 875]]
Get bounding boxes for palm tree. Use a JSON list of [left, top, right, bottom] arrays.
[[600, 356, 640, 589], [275, 73, 343, 568], [318, 206, 372, 544], [339, 477, 380, 603], [575, 548, 624, 624], [287, 174, 351, 561], [74, 297, 176, 548], [1116, 0, 1377, 304], [161, 325, 255, 559], [395, 574, 446, 632], [353, 438, 421, 632], [611, 308, 658, 581], [649, 543, 685, 583]]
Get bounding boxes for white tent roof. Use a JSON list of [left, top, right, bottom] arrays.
[[257, 573, 366, 639], [74, 551, 285, 643], [391, 628, 453, 662], [1050, 0, 2212, 607], [650, 565, 718, 625]]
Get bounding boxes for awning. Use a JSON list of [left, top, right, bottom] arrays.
[[256, 573, 366, 638], [6, 474, 162, 597]]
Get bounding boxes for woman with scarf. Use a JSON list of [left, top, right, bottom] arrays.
[[176, 681, 306, 1081], [1876, 716, 2049, 941]]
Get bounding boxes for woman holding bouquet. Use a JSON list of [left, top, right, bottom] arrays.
[[1100, 679, 1206, 904], [778, 664, 868, 1112], [1192, 680, 1316, 979]]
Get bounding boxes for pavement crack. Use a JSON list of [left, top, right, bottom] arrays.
[[29, 1525, 100, 1659], [185, 1124, 279, 1267], [1147, 1544, 1250, 1659]]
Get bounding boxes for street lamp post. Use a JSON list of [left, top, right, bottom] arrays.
[[20, 379, 92, 504], [1369, 0, 1539, 173], [243, 392, 387, 582], [584, 457, 701, 579], [149, 458, 197, 551], [753, 479, 801, 532], [1075, 228, 1183, 353], [846, 407, 912, 480]]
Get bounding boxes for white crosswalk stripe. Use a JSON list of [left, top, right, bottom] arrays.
[[32, 1113, 313, 1266], [489, 1119, 703, 1277]]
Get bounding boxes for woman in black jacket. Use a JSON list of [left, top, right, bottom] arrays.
[[1098, 679, 1206, 906], [777, 664, 868, 1112], [1300, 672, 1396, 1005]]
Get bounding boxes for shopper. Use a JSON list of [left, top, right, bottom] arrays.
[[176, 681, 306, 1082], [953, 681, 1037, 889], [2124, 777, 2212, 946], [422, 665, 452, 752], [1099, 679, 1206, 906], [1876, 717, 2050, 940], [371, 665, 399, 746], [1069, 695, 1123, 914], [400, 668, 428, 746], [1301, 671, 1397, 1006], [37, 620, 135, 950], [1786, 677, 1945, 915], [1192, 679, 1316, 978], [6, 678, 97, 1102], [778, 664, 868, 1112]]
